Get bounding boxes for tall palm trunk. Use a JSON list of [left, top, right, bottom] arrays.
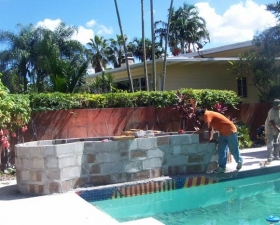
[[150, 0, 156, 91], [114, 0, 134, 92], [161, 0, 173, 91], [141, 0, 149, 91]]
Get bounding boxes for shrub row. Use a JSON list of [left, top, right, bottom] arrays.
[[29, 89, 240, 112]]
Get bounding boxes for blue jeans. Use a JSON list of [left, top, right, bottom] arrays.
[[217, 132, 243, 169]]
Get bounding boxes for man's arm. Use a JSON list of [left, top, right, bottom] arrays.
[[270, 120, 280, 132]]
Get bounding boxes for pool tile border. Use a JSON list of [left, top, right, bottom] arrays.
[[76, 165, 280, 203]]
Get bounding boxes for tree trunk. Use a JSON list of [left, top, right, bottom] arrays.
[[150, 0, 156, 91], [114, 0, 134, 92], [161, 0, 173, 91], [141, 0, 149, 92]]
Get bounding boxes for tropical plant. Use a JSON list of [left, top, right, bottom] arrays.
[[229, 25, 280, 102], [0, 24, 35, 92], [89, 72, 115, 94], [127, 38, 164, 61], [108, 34, 127, 68], [266, 1, 280, 20], [86, 35, 110, 73], [172, 90, 197, 131], [0, 22, 87, 93], [0, 73, 31, 171], [155, 3, 210, 55]]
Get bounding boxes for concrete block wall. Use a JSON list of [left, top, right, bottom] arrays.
[[15, 134, 217, 195]]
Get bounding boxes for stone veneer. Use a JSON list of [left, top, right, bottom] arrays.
[[15, 134, 217, 195]]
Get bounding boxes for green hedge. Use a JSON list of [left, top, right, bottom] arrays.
[[28, 89, 240, 112]]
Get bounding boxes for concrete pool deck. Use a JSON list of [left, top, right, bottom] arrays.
[[1, 146, 279, 225]]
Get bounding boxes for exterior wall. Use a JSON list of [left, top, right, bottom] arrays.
[[163, 62, 259, 103], [15, 134, 217, 195], [99, 60, 259, 103]]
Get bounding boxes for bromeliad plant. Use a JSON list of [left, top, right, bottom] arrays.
[[173, 90, 198, 131]]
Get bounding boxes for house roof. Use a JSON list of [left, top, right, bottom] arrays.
[[88, 40, 253, 79]]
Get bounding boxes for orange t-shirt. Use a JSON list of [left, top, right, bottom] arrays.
[[204, 110, 237, 136]]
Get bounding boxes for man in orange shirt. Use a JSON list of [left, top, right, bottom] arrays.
[[195, 108, 243, 173]]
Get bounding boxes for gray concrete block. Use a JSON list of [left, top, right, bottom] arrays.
[[165, 155, 188, 166], [125, 161, 142, 173], [147, 149, 165, 158], [32, 158, 45, 169], [137, 137, 156, 150], [58, 156, 78, 168], [181, 144, 199, 154], [60, 166, 81, 180], [93, 141, 118, 152], [101, 162, 124, 174], [142, 158, 163, 169], [56, 143, 76, 156], [83, 142, 96, 154], [43, 146, 56, 157], [127, 139, 138, 151], [29, 147, 43, 157], [96, 152, 120, 163], [45, 157, 58, 169], [172, 145, 181, 155]]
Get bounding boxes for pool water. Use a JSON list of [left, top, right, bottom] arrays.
[[91, 173, 280, 224]]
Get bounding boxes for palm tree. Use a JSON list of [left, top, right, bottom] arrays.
[[141, 0, 149, 91], [127, 37, 164, 61], [267, 1, 280, 21], [161, 0, 173, 91], [155, 3, 210, 55], [0, 24, 36, 92], [0, 23, 87, 93], [86, 35, 110, 73], [114, 0, 134, 92], [150, 0, 157, 91], [108, 34, 127, 68]]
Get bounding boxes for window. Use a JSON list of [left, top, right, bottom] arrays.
[[115, 77, 147, 91], [237, 77, 247, 97], [133, 77, 146, 91]]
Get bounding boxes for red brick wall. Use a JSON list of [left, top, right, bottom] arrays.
[[19, 103, 271, 142]]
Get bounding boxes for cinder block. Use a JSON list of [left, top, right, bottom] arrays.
[[45, 157, 58, 169], [181, 144, 199, 154], [60, 166, 81, 180], [93, 141, 118, 152], [101, 162, 124, 174], [56, 143, 76, 156], [96, 152, 120, 163], [58, 156, 77, 168], [125, 161, 142, 173], [43, 146, 56, 157], [142, 158, 163, 169], [147, 149, 165, 158], [32, 158, 45, 169], [137, 137, 156, 150]]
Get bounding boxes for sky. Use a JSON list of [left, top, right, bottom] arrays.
[[0, 0, 278, 50]]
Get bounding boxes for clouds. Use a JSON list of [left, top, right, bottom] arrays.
[[196, 0, 278, 47], [34, 0, 278, 48], [36, 19, 113, 45]]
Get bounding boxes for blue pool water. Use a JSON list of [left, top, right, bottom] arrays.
[[91, 173, 280, 224]]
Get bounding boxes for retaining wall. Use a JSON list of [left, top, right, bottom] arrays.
[[15, 134, 217, 195]]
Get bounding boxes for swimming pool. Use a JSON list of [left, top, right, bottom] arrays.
[[91, 172, 280, 224]]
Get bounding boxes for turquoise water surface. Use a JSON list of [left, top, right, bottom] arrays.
[[92, 173, 280, 224]]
